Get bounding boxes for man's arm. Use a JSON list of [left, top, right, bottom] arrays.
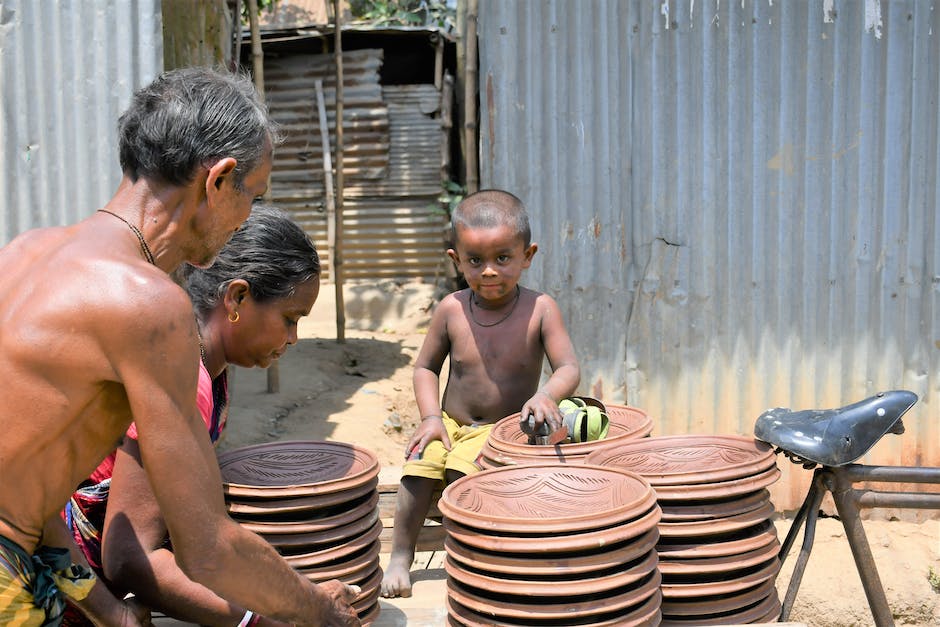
[[108, 284, 358, 626]]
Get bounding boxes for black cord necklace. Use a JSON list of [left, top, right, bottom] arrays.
[[468, 285, 520, 327], [97, 209, 155, 265]]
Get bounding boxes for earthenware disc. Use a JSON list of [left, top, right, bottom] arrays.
[[446, 589, 662, 627], [486, 404, 654, 458], [446, 568, 662, 620], [659, 577, 777, 616], [443, 549, 658, 597], [657, 538, 780, 575], [649, 465, 781, 501], [261, 508, 380, 549], [225, 478, 378, 516], [351, 565, 382, 608], [585, 434, 776, 485], [656, 519, 778, 559], [235, 491, 379, 534], [439, 464, 656, 533], [298, 544, 380, 583], [282, 518, 382, 568], [657, 501, 775, 538], [219, 440, 379, 498], [357, 601, 379, 626], [442, 501, 661, 554], [658, 489, 770, 521], [660, 591, 780, 625], [660, 556, 780, 598], [444, 525, 659, 576]]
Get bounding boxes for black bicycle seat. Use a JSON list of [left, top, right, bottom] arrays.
[[754, 390, 918, 467]]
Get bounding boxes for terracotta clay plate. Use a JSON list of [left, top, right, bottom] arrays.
[[656, 519, 778, 559], [226, 478, 378, 516], [649, 465, 781, 501], [357, 602, 380, 626], [299, 545, 380, 584], [442, 501, 661, 554], [660, 577, 777, 617], [446, 569, 662, 621], [261, 509, 380, 549], [444, 525, 659, 577], [219, 440, 379, 498], [282, 518, 382, 568], [657, 500, 775, 538], [657, 538, 780, 575], [660, 556, 780, 598], [659, 489, 770, 522], [486, 404, 654, 458], [439, 463, 656, 533], [443, 549, 658, 597], [660, 591, 780, 626], [585, 434, 776, 486], [234, 491, 378, 534]]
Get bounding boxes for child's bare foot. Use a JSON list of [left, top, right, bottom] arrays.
[[380, 554, 413, 598]]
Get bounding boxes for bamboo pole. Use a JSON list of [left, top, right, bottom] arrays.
[[333, 0, 346, 343], [463, 0, 479, 193], [315, 79, 337, 320]]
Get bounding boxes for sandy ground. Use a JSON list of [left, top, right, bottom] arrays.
[[217, 279, 940, 626]]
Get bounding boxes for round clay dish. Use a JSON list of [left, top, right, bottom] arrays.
[[660, 591, 780, 625], [486, 404, 654, 458], [262, 509, 379, 549], [659, 489, 770, 521], [446, 568, 661, 621], [649, 465, 781, 501], [444, 525, 659, 577], [446, 589, 662, 627], [235, 491, 378, 534], [299, 547, 380, 583], [282, 518, 382, 568], [656, 520, 778, 559], [351, 565, 382, 606], [439, 463, 656, 533], [660, 556, 780, 598], [442, 501, 661, 554], [657, 500, 775, 538], [443, 548, 657, 597], [357, 602, 380, 626], [219, 441, 379, 498], [226, 477, 378, 516], [658, 538, 779, 575], [660, 577, 777, 617], [585, 434, 776, 486]]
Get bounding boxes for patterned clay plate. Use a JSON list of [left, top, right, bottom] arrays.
[[439, 464, 656, 533], [660, 556, 780, 598], [585, 434, 776, 486], [442, 501, 661, 554], [660, 577, 777, 617], [226, 478, 377, 516], [282, 518, 383, 568], [660, 591, 780, 626], [444, 525, 659, 576], [446, 589, 662, 627], [443, 549, 658, 597], [486, 404, 654, 458], [262, 509, 380, 549], [446, 569, 662, 620], [657, 500, 775, 538], [235, 491, 378, 534], [357, 602, 380, 626], [659, 489, 770, 521], [299, 546, 380, 584], [351, 565, 382, 608], [650, 465, 781, 501], [656, 519, 778, 559], [219, 441, 379, 498], [657, 538, 780, 575]]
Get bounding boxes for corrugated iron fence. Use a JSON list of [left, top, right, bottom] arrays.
[[478, 0, 939, 515]]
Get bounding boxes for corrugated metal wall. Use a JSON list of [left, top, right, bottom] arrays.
[[265, 47, 450, 279], [0, 0, 163, 244], [478, 0, 940, 514]]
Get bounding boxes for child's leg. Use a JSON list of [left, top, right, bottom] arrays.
[[380, 475, 440, 598]]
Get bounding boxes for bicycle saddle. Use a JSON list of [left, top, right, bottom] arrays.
[[754, 390, 918, 467]]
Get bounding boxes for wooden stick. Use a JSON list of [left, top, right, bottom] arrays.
[[315, 78, 336, 292], [333, 0, 346, 343], [464, 0, 479, 193]]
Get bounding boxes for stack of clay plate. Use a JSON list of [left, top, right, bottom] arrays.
[[439, 463, 663, 626], [586, 435, 782, 625], [218, 441, 382, 625], [478, 404, 654, 469]]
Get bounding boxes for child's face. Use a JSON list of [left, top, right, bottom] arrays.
[[448, 224, 537, 304]]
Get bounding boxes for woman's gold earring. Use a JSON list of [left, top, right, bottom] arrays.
[[229, 311, 240, 323]]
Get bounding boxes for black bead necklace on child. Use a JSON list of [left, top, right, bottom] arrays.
[[469, 285, 520, 327]]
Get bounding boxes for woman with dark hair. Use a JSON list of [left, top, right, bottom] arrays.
[[62, 205, 329, 626]]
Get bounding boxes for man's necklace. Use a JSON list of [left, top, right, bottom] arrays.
[[469, 285, 520, 327], [97, 209, 156, 265]]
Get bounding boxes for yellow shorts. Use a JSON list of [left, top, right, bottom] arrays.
[[403, 414, 492, 480]]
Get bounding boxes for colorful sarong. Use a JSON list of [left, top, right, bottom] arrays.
[[0, 535, 95, 626]]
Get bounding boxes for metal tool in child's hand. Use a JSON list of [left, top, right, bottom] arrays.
[[520, 397, 610, 445]]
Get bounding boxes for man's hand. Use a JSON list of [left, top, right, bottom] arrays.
[[520, 391, 563, 435], [404, 415, 450, 460], [316, 580, 361, 626]]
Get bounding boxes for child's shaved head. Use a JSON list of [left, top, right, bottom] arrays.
[[451, 189, 531, 247]]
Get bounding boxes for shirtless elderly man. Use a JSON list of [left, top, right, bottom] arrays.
[[0, 67, 359, 626]]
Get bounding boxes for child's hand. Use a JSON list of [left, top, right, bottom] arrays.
[[520, 392, 563, 435], [405, 415, 451, 460]]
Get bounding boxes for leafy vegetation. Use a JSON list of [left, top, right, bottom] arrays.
[[349, 0, 456, 32]]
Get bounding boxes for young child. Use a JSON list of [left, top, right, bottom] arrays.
[[380, 189, 580, 598]]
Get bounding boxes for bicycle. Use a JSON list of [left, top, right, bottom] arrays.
[[754, 389, 940, 626]]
